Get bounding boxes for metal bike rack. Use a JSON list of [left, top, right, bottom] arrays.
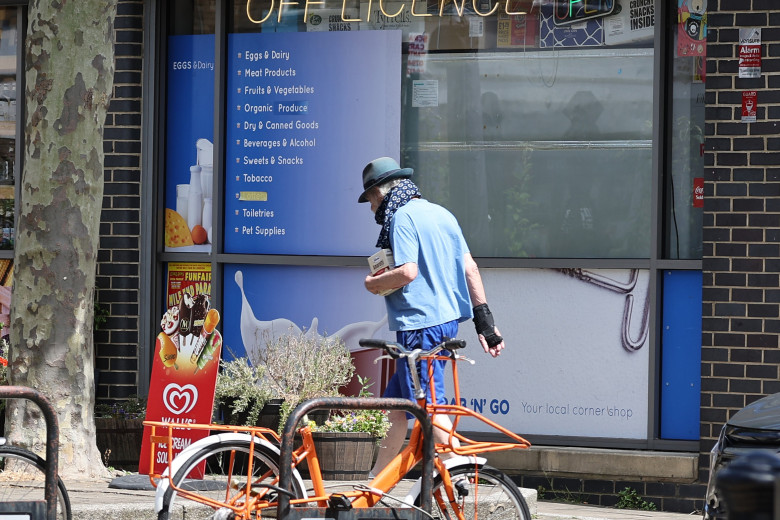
[[0, 386, 60, 520], [277, 397, 435, 520]]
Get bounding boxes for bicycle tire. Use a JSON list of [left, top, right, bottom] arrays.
[[0, 445, 72, 520], [157, 438, 305, 520], [417, 464, 531, 520]]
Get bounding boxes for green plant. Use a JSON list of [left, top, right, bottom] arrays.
[[257, 330, 355, 431], [214, 353, 272, 426], [313, 376, 390, 440], [536, 476, 586, 504], [94, 300, 109, 330], [615, 487, 656, 511], [94, 395, 147, 419]]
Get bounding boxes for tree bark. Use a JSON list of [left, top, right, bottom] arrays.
[[7, 0, 117, 479]]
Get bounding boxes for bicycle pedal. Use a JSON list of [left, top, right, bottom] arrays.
[[454, 479, 469, 498], [328, 494, 353, 510]]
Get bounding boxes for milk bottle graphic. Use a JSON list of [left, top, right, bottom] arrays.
[[196, 139, 214, 238]]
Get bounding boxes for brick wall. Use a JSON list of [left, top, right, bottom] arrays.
[[95, 0, 144, 401], [701, 0, 780, 496]]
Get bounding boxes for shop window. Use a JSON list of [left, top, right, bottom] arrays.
[[0, 6, 17, 253], [0, 5, 19, 342], [226, 0, 655, 259], [666, 3, 704, 260], [169, 0, 216, 35], [403, 48, 653, 258]]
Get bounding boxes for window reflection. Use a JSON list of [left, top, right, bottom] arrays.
[[0, 6, 16, 252], [667, 27, 704, 259], [404, 49, 654, 258]]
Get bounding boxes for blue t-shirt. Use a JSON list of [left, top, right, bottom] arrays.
[[385, 199, 473, 331]]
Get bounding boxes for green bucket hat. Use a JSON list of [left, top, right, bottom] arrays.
[[358, 157, 413, 203]]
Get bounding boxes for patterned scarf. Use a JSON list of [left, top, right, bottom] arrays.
[[374, 179, 421, 249]]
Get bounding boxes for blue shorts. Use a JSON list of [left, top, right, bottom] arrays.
[[384, 321, 458, 415]]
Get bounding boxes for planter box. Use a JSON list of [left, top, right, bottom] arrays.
[[95, 417, 144, 471], [312, 431, 378, 481], [218, 398, 329, 431], [219, 398, 286, 430]]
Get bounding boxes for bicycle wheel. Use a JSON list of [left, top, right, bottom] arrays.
[[418, 464, 530, 520], [0, 445, 72, 520], [158, 438, 305, 520]]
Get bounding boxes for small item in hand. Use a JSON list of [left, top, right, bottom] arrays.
[[473, 304, 503, 348], [368, 249, 398, 296]]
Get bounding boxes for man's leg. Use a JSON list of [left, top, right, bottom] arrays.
[[370, 409, 408, 475], [432, 413, 460, 461]]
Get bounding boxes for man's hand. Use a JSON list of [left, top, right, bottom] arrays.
[[473, 304, 504, 356], [364, 274, 382, 295], [478, 326, 504, 357], [364, 263, 417, 295]]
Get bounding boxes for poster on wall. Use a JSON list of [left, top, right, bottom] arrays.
[[225, 31, 401, 256], [164, 35, 215, 253], [677, 0, 706, 57], [166, 262, 212, 310], [359, 1, 425, 40], [305, 8, 360, 31], [496, 1, 539, 48], [603, 0, 654, 46], [741, 90, 757, 123], [540, 2, 604, 48], [221, 265, 651, 440], [221, 264, 394, 396]]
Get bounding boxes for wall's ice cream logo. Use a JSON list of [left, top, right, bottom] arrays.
[[162, 383, 199, 415]]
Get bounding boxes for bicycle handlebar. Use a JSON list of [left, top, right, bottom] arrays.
[[359, 338, 468, 402], [358, 338, 466, 359]]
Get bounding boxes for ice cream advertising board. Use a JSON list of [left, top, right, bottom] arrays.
[[225, 31, 401, 255], [139, 285, 221, 476], [223, 265, 651, 440]]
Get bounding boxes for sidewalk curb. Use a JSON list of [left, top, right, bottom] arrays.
[[63, 474, 696, 520]]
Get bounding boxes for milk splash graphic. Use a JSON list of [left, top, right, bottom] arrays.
[[234, 270, 388, 360]]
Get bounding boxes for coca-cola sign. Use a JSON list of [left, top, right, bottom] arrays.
[[693, 177, 704, 208]]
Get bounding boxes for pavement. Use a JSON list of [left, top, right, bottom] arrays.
[[61, 473, 702, 520]]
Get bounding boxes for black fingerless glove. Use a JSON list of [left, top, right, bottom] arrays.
[[472, 304, 503, 348]]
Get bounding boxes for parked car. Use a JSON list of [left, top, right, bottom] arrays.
[[704, 392, 780, 519]]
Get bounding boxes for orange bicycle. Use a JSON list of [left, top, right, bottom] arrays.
[[146, 338, 531, 520]]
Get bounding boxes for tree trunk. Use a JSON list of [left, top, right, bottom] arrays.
[[7, 0, 116, 479]]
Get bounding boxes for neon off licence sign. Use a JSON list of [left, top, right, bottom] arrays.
[[554, 0, 615, 25]]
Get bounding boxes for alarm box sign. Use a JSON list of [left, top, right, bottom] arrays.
[[738, 28, 761, 79], [138, 292, 222, 477]]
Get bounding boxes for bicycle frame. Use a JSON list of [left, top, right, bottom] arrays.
[[0, 386, 61, 520], [426, 352, 531, 457], [145, 421, 292, 517], [281, 350, 531, 512], [277, 397, 435, 515]]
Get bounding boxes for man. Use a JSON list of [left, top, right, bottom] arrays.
[[358, 156, 505, 475]]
